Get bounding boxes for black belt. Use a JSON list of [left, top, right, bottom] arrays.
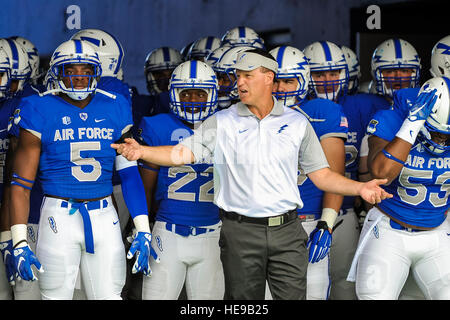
[[220, 209, 297, 227]]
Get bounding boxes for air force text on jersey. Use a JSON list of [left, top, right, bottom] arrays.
[[53, 127, 115, 141], [405, 153, 450, 169]]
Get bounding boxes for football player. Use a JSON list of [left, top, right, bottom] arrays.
[[270, 45, 348, 300], [0, 37, 43, 300], [303, 40, 391, 300], [187, 36, 221, 62], [207, 45, 253, 110], [136, 60, 224, 299], [131, 47, 183, 136], [220, 26, 265, 49], [9, 39, 157, 300], [350, 77, 450, 300]]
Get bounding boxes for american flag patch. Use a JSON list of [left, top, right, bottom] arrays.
[[340, 116, 348, 127]]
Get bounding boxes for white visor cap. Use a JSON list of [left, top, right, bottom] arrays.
[[233, 51, 278, 73]]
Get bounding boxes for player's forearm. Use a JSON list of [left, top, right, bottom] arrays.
[[10, 186, 31, 226], [322, 192, 344, 213], [141, 144, 194, 166], [369, 137, 411, 182], [0, 186, 11, 232]]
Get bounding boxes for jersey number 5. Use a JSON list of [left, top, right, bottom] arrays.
[[70, 141, 102, 182]]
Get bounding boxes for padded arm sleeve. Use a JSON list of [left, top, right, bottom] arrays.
[[116, 154, 148, 219]]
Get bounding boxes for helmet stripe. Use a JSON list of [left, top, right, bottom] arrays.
[[6, 39, 19, 70], [319, 41, 332, 62], [206, 36, 214, 50], [79, 36, 101, 47], [190, 60, 197, 79], [394, 39, 402, 59], [74, 39, 83, 54], [276, 46, 287, 68], [162, 47, 170, 62], [239, 26, 246, 38]]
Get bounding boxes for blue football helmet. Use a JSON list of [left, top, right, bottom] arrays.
[[417, 76, 450, 155], [71, 28, 124, 78], [371, 38, 421, 98], [303, 40, 349, 101], [169, 60, 219, 124], [430, 35, 450, 79], [270, 45, 310, 108], [9, 36, 40, 84], [0, 38, 32, 97], [221, 26, 265, 49], [187, 36, 222, 61], [212, 45, 253, 109], [49, 39, 102, 100], [144, 46, 183, 95], [0, 46, 11, 98], [340, 45, 361, 95]]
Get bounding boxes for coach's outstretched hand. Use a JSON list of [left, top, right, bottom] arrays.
[[359, 178, 392, 204], [111, 138, 143, 161]]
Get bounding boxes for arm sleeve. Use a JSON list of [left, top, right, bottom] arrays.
[[179, 114, 217, 164], [115, 130, 148, 219]]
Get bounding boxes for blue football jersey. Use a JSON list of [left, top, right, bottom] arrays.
[[367, 107, 450, 228], [0, 100, 15, 197], [337, 93, 391, 209], [137, 113, 219, 227], [97, 78, 133, 187], [17, 92, 132, 199], [1, 85, 44, 224], [295, 98, 348, 218], [97, 76, 133, 106]]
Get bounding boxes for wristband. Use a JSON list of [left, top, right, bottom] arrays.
[[11, 224, 28, 248], [381, 149, 405, 165], [321, 208, 338, 230], [133, 214, 151, 233], [395, 118, 425, 145], [0, 231, 12, 242]]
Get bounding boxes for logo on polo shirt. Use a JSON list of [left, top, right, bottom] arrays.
[[278, 124, 288, 133]]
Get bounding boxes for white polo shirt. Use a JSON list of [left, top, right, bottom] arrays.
[[181, 97, 329, 218]]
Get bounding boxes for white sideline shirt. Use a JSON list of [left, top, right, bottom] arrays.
[[180, 97, 329, 218]]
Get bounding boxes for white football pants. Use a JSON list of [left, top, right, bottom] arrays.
[[301, 219, 331, 300], [36, 196, 126, 300], [355, 207, 450, 300], [142, 220, 224, 300]]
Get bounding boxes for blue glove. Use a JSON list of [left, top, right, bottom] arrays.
[[407, 88, 438, 122], [307, 221, 332, 263], [0, 239, 16, 286], [13, 243, 43, 281], [127, 232, 160, 277]]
